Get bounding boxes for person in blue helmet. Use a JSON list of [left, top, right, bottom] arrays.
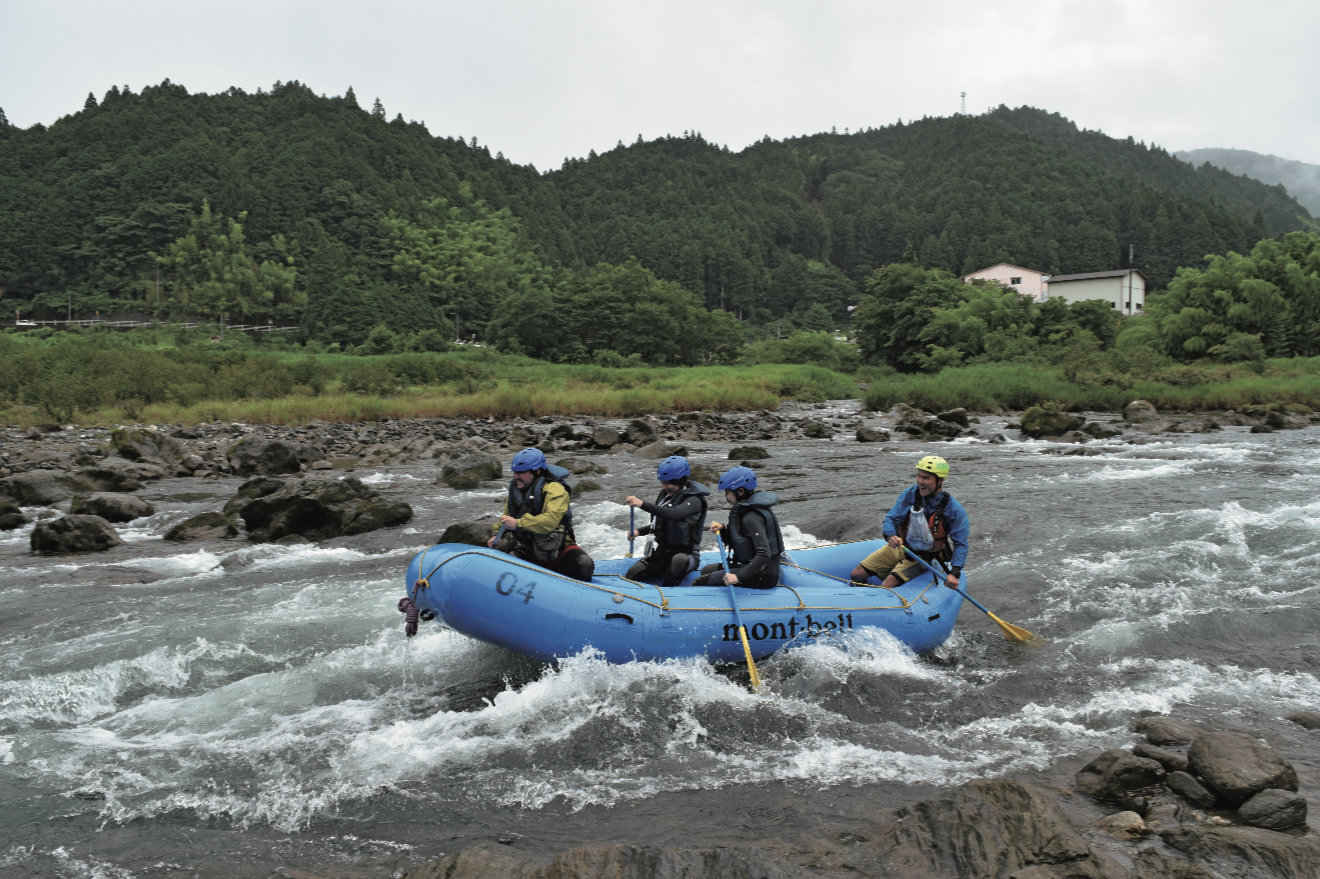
[[624, 455, 711, 586], [488, 448, 594, 581], [695, 466, 784, 590]]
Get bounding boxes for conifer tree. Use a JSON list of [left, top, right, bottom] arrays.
[[83, 92, 98, 111], [372, 97, 386, 119]]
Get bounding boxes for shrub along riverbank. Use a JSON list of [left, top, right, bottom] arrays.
[[4, 329, 1320, 427]]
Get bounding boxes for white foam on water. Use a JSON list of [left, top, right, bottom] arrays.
[[781, 524, 823, 550], [357, 471, 427, 485], [0, 736, 14, 763], [48, 846, 137, 879]]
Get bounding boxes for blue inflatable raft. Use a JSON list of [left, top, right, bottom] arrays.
[[404, 538, 965, 664]]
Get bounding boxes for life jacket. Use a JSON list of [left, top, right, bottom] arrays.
[[650, 481, 710, 552], [726, 490, 784, 567], [506, 464, 575, 562], [897, 489, 952, 562]]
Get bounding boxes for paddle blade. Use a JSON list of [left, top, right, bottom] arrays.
[[987, 611, 1036, 643], [738, 626, 762, 692]]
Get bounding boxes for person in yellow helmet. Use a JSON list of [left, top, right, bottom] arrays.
[[850, 455, 968, 590]]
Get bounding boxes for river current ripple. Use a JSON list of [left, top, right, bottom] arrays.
[[2, 408, 1319, 876]]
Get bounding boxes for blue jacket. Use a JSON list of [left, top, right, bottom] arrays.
[[882, 485, 969, 569]]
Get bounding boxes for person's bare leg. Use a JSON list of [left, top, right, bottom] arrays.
[[851, 565, 874, 585], [878, 574, 902, 589]]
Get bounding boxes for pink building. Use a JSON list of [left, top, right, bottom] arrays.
[[960, 263, 1049, 301]]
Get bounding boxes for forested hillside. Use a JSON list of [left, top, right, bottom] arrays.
[[1176, 148, 1320, 216], [0, 82, 1313, 345]]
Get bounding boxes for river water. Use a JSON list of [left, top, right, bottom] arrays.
[[3, 410, 1319, 877]]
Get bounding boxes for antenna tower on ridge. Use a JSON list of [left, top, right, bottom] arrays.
[[960, 92, 966, 115]]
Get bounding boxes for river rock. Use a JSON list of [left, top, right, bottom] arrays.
[[1076, 749, 1166, 801], [1019, 406, 1085, 438], [1160, 825, 1320, 879], [1095, 810, 1148, 840], [69, 565, 163, 585], [1287, 710, 1320, 730], [1187, 731, 1299, 806], [624, 418, 658, 446], [1083, 422, 1124, 439], [690, 463, 721, 486], [223, 477, 287, 518], [164, 512, 238, 542], [239, 476, 413, 542], [437, 522, 494, 546], [0, 471, 95, 505], [228, 438, 302, 477], [801, 420, 833, 438], [1135, 715, 1201, 745], [728, 445, 771, 460], [1133, 849, 1219, 879], [402, 841, 805, 879], [1166, 771, 1217, 809], [555, 457, 608, 476], [110, 427, 185, 465], [69, 492, 155, 523], [936, 408, 970, 427], [78, 458, 161, 490], [634, 441, 681, 459], [0, 500, 28, 530], [590, 427, 621, 448], [1133, 742, 1189, 773], [440, 454, 502, 490], [1124, 400, 1159, 422], [856, 426, 890, 442], [882, 778, 1126, 879], [30, 514, 125, 554], [572, 479, 602, 497], [1237, 789, 1308, 830]]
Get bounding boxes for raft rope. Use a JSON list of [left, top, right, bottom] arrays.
[[403, 545, 930, 623]]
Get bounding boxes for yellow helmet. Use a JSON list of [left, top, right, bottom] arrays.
[[916, 455, 949, 480]]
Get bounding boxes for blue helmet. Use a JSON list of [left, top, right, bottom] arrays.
[[656, 455, 690, 483], [718, 465, 757, 493], [511, 448, 547, 472]]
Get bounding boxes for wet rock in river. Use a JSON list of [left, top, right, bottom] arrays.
[[1124, 399, 1159, 422], [590, 426, 621, 448], [0, 500, 29, 530], [70, 492, 155, 523], [935, 408, 970, 427], [1187, 731, 1299, 806], [1135, 715, 1201, 745], [624, 418, 659, 446], [223, 476, 286, 518], [69, 565, 163, 585], [1133, 742, 1189, 773], [634, 441, 684, 459], [1166, 771, 1217, 809], [855, 426, 889, 442], [1083, 422, 1124, 439], [1133, 849, 1219, 879], [1160, 825, 1320, 879], [728, 445, 771, 460], [437, 521, 493, 546], [440, 454, 502, 490], [110, 427, 185, 465], [555, 457, 607, 476], [164, 512, 239, 542], [227, 437, 302, 477], [402, 841, 805, 879], [240, 476, 412, 542], [0, 470, 95, 505], [1019, 405, 1085, 438], [1094, 810, 1148, 840], [1287, 710, 1320, 730], [30, 514, 125, 554], [1237, 788, 1308, 830], [1076, 749, 1166, 801]]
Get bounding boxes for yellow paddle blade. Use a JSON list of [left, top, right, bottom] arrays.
[[738, 626, 762, 692], [988, 611, 1037, 644]]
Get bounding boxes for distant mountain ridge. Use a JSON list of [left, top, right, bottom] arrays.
[[1175, 148, 1320, 216]]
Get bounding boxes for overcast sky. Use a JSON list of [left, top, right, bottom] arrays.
[[3, 0, 1317, 171]]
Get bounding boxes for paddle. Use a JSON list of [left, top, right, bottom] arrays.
[[900, 545, 1036, 643], [490, 524, 506, 551], [626, 506, 635, 558], [717, 530, 763, 692]]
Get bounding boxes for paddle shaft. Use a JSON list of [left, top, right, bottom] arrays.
[[897, 544, 985, 608], [627, 507, 635, 557], [718, 530, 762, 691], [717, 533, 750, 631]]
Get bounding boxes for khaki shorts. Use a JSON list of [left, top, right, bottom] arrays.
[[858, 543, 924, 583]]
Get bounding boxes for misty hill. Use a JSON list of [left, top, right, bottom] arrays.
[[0, 84, 1314, 342], [1176, 148, 1320, 216]]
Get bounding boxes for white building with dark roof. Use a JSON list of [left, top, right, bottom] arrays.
[[961, 263, 1049, 301], [1044, 269, 1146, 316]]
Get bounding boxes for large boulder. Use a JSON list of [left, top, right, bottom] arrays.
[[856, 426, 890, 443], [440, 454, 502, 490], [0, 500, 30, 531], [402, 841, 805, 879], [1288, 710, 1320, 730], [882, 778, 1127, 879], [1136, 716, 1201, 745], [1187, 731, 1299, 806], [77, 459, 158, 491], [1160, 825, 1320, 879], [30, 515, 125, 554], [223, 476, 287, 518], [109, 427, 184, 465], [0, 471, 95, 505], [936, 408, 970, 428], [228, 438, 302, 477], [437, 521, 494, 546], [1020, 406, 1085, 438], [728, 445, 771, 460], [70, 492, 155, 523], [1124, 400, 1159, 422], [1238, 789, 1308, 830], [1134, 849, 1220, 879], [1075, 749, 1166, 801], [164, 512, 238, 542], [554, 457, 608, 476], [623, 418, 658, 446], [1166, 770, 1216, 809], [1083, 422, 1124, 439], [1132, 742, 1189, 773], [634, 441, 684, 459], [240, 476, 413, 542], [590, 427, 621, 448]]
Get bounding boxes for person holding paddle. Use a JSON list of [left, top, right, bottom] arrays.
[[624, 456, 711, 586], [487, 448, 595, 582], [851, 455, 967, 590], [695, 466, 784, 590]]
